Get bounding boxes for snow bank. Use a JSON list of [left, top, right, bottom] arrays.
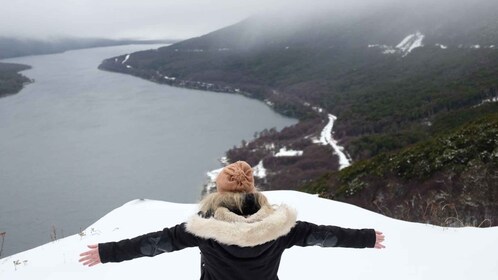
[[436, 43, 447, 49], [275, 147, 303, 157], [253, 160, 267, 179], [264, 99, 274, 107], [474, 96, 498, 107], [1, 191, 497, 280], [313, 114, 352, 169], [204, 167, 223, 193]]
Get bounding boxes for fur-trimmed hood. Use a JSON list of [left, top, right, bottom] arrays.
[[185, 204, 297, 247]]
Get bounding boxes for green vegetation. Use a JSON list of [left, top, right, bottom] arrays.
[[345, 113, 495, 189], [302, 114, 498, 225]]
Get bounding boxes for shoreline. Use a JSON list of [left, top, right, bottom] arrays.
[[97, 61, 358, 196], [0, 62, 33, 98]]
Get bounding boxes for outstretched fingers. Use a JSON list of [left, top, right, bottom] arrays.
[[374, 231, 386, 249], [79, 244, 101, 267]]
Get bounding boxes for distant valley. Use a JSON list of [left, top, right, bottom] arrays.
[[0, 37, 176, 59], [0, 37, 176, 97], [69, 1, 498, 226]]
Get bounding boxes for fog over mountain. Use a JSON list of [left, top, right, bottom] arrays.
[[0, 0, 286, 40], [95, 0, 498, 226], [2, 0, 496, 40], [157, 0, 497, 57], [0, 0, 262, 40]]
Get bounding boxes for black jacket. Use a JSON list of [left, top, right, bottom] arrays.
[[98, 204, 376, 280]]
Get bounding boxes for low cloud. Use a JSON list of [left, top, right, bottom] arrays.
[[0, 0, 493, 40]]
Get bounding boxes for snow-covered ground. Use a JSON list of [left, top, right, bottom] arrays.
[[1, 191, 496, 280]]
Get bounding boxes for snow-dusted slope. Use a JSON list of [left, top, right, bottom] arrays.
[[1, 191, 497, 279], [396, 32, 425, 56], [368, 32, 425, 57]]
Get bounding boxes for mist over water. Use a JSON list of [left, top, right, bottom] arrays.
[[0, 44, 296, 257]]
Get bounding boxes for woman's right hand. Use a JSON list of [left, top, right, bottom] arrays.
[[374, 231, 385, 249]]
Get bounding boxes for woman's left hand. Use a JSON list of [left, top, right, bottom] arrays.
[[79, 244, 101, 267]]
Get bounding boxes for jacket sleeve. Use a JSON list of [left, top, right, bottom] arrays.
[[98, 223, 199, 263], [283, 221, 376, 249]]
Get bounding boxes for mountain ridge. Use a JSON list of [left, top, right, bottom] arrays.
[[98, 1, 498, 226], [0, 37, 176, 59]]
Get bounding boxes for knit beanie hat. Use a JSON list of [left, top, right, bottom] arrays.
[[216, 161, 255, 193]]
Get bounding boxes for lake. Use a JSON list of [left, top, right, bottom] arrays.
[[0, 44, 296, 257]]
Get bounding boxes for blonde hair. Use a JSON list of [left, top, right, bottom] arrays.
[[198, 191, 271, 216]]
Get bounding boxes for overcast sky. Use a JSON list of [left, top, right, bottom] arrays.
[[2, 0, 481, 41], [0, 0, 290, 40]]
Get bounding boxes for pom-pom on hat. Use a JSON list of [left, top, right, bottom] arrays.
[[216, 161, 255, 193]]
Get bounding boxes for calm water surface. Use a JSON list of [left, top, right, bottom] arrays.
[[0, 45, 296, 257]]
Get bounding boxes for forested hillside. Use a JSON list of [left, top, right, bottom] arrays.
[[98, 0, 498, 225], [303, 113, 498, 226]]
